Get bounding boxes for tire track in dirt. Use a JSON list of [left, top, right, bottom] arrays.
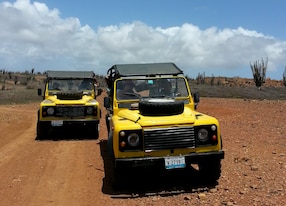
[[1, 97, 286, 205]]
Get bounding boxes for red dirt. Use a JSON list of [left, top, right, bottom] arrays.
[[0, 93, 285, 206]]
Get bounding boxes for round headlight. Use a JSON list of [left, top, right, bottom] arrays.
[[127, 133, 140, 147], [47, 107, 54, 115], [86, 107, 93, 115], [198, 128, 209, 142]]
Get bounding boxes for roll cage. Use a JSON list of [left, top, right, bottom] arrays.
[[105, 63, 184, 99]]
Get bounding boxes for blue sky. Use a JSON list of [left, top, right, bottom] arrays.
[[0, 0, 286, 79], [42, 0, 286, 40]]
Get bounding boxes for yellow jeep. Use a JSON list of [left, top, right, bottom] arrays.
[[37, 71, 102, 139], [104, 63, 224, 183]]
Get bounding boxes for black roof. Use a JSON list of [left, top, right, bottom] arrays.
[[47, 70, 95, 79], [109, 62, 183, 77]]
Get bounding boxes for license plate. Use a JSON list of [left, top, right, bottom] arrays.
[[51, 120, 63, 126], [164, 156, 186, 169]]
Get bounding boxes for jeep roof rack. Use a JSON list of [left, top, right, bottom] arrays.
[[47, 70, 95, 79], [108, 62, 183, 78], [105, 63, 183, 89]]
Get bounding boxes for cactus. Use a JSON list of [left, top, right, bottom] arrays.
[[250, 58, 268, 90]]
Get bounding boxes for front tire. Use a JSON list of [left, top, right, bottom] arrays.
[[36, 121, 49, 140], [198, 158, 222, 183], [87, 122, 99, 139]]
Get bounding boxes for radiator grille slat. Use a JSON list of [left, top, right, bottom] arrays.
[[144, 126, 195, 151], [55, 106, 85, 117]]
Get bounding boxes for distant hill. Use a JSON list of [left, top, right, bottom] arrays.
[[0, 72, 286, 104]]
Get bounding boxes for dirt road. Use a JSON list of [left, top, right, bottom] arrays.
[[0, 95, 285, 206]]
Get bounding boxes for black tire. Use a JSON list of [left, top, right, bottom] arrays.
[[105, 114, 110, 135], [36, 121, 49, 140], [107, 132, 114, 158], [198, 158, 222, 183], [112, 167, 137, 190], [84, 122, 99, 139], [139, 98, 184, 116], [107, 139, 122, 189], [111, 167, 123, 189]]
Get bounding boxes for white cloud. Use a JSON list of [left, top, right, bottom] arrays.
[[0, 0, 285, 79]]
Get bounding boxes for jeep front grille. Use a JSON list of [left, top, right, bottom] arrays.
[[55, 106, 85, 117], [144, 126, 195, 151]]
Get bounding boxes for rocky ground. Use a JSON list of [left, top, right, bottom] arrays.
[[0, 93, 285, 206]]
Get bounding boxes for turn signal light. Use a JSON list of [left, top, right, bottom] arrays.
[[120, 141, 126, 148], [212, 135, 217, 141]]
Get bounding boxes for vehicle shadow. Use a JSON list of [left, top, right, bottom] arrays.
[[99, 140, 218, 198], [35, 127, 98, 141]]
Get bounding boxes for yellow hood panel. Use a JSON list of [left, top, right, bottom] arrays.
[[44, 95, 95, 105], [117, 107, 196, 126]]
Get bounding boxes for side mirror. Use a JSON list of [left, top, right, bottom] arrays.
[[193, 92, 200, 103], [37, 88, 42, 96], [193, 92, 200, 110], [104, 97, 110, 108]]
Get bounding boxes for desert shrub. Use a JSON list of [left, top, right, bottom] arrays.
[[210, 75, 215, 86], [26, 82, 39, 89], [196, 72, 205, 84]]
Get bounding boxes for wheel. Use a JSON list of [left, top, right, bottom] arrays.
[[106, 135, 122, 189], [139, 98, 184, 116], [198, 158, 222, 183], [111, 166, 134, 190], [105, 114, 110, 135], [86, 122, 99, 139], [36, 121, 49, 140], [111, 167, 123, 189], [107, 132, 114, 158]]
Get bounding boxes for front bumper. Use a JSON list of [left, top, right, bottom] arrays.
[[39, 119, 99, 127], [115, 150, 224, 169]]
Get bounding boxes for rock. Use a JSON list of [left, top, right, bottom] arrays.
[[251, 166, 259, 171], [239, 190, 247, 194], [226, 201, 234, 206], [210, 188, 217, 193], [198, 193, 206, 199], [250, 185, 259, 189]]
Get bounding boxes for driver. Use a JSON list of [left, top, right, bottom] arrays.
[[52, 82, 60, 90], [117, 80, 137, 99]]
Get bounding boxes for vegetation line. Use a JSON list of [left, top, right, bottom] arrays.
[[1, 70, 286, 105]]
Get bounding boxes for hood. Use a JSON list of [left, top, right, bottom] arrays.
[[45, 94, 95, 105], [117, 107, 196, 127]]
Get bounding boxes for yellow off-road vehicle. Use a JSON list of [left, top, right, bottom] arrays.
[[104, 63, 224, 184], [37, 70, 102, 140]]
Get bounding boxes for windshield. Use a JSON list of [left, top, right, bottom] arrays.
[[48, 79, 93, 92], [116, 77, 189, 100]]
